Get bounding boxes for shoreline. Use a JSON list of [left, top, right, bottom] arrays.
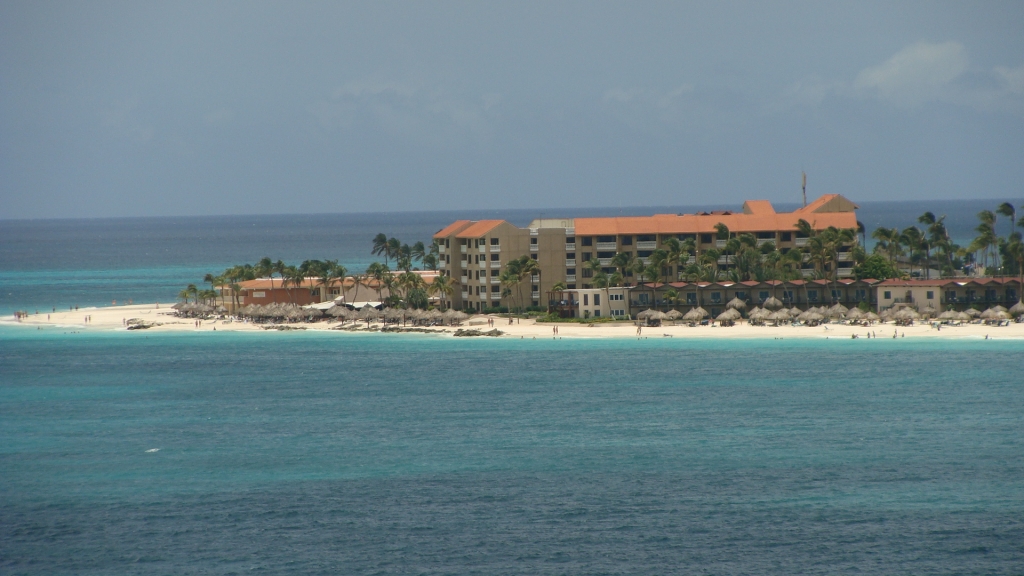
[[3, 302, 1024, 341]]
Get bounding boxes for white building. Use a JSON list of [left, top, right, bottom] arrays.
[[571, 287, 631, 319]]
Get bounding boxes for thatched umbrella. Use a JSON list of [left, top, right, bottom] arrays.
[[828, 303, 849, 318], [453, 311, 469, 325], [726, 297, 747, 311], [919, 304, 938, 318], [304, 307, 324, 320], [992, 305, 1008, 313], [964, 308, 981, 318], [636, 309, 658, 320], [864, 312, 880, 323], [789, 306, 802, 316], [682, 308, 705, 322], [937, 310, 957, 321], [846, 308, 864, 320], [383, 307, 404, 323], [717, 308, 741, 322], [955, 311, 972, 322], [979, 308, 997, 319], [767, 310, 789, 324], [666, 309, 683, 320], [1009, 301, 1024, 318], [749, 308, 770, 323], [763, 296, 784, 310], [171, 302, 185, 310], [805, 311, 825, 325], [358, 306, 379, 323], [994, 310, 1011, 320]]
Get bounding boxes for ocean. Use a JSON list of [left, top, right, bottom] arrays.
[[2, 202, 1023, 574]]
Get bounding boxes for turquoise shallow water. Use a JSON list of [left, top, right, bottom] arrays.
[[2, 328, 1022, 574]]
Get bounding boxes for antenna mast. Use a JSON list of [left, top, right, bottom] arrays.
[[801, 172, 807, 207]]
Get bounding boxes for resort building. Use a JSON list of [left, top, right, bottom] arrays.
[[875, 278, 1021, 313], [626, 278, 880, 319], [434, 194, 860, 311], [228, 271, 439, 309]]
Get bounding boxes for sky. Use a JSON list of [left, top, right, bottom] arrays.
[[1, 1, 1022, 219]]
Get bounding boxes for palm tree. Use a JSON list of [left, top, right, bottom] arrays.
[[177, 289, 191, 303], [662, 238, 684, 281], [520, 257, 541, 308], [428, 273, 456, 310], [611, 252, 635, 286], [871, 227, 903, 267], [974, 210, 999, 273], [499, 268, 520, 312], [282, 266, 305, 304], [371, 233, 389, 265], [386, 237, 402, 268], [900, 227, 926, 278], [997, 201, 1017, 244], [256, 257, 274, 288], [365, 262, 389, 302], [187, 283, 199, 304], [273, 260, 287, 290], [411, 241, 427, 266], [319, 260, 346, 303]]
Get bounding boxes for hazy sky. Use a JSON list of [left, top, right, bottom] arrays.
[[1, 1, 1022, 219]]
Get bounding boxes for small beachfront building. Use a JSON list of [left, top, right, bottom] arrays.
[[572, 287, 631, 319], [875, 278, 1021, 313], [226, 271, 439, 311]]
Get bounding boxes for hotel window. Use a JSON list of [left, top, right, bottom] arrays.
[[945, 290, 957, 302], [491, 269, 500, 276], [582, 237, 593, 246], [638, 234, 655, 242], [445, 255, 450, 263], [566, 236, 575, 244], [531, 254, 537, 260], [597, 235, 615, 243], [832, 289, 841, 299], [462, 270, 468, 277], [686, 292, 697, 304], [809, 290, 819, 301], [597, 251, 615, 259], [491, 285, 500, 293], [926, 291, 935, 300], [781, 232, 792, 242], [566, 252, 576, 259], [638, 250, 652, 258], [759, 291, 769, 301], [711, 292, 722, 303], [490, 237, 499, 245], [566, 268, 576, 275], [783, 290, 794, 301], [594, 294, 601, 305], [593, 310, 601, 317], [530, 237, 538, 245], [490, 254, 499, 261], [583, 294, 589, 305], [757, 231, 774, 239], [883, 291, 891, 299], [701, 233, 713, 244], [1008, 289, 1017, 301], [582, 252, 592, 261], [734, 291, 746, 300], [621, 236, 632, 245], [854, 289, 866, 301], [985, 289, 997, 300], [567, 284, 576, 290]]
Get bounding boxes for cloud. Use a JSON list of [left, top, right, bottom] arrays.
[[784, 41, 1024, 116], [601, 84, 696, 127], [853, 41, 969, 106], [308, 80, 501, 144]]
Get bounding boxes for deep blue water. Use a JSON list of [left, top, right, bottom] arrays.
[[1, 331, 1022, 574], [1, 198, 1018, 315]]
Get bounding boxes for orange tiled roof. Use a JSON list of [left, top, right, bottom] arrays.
[[574, 195, 857, 236], [455, 220, 505, 239], [434, 220, 474, 239]]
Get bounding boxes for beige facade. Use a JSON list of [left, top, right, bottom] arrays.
[[573, 287, 630, 319], [434, 195, 860, 312]]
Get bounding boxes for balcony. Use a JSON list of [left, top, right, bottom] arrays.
[[717, 256, 734, 265], [438, 245, 445, 254], [479, 276, 487, 284], [531, 275, 539, 282], [838, 268, 854, 277], [461, 291, 469, 299], [491, 277, 500, 284], [565, 259, 576, 267], [565, 228, 575, 235], [529, 228, 539, 236], [757, 238, 774, 246], [716, 239, 727, 248], [566, 274, 576, 282], [795, 237, 809, 247], [598, 258, 613, 266], [490, 261, 501, 269], [460, 245, 467, 253], [490, 245, 500, 252], [596, 242, 617, 250], [530, 244, 538, 252], [565, 243, 575, 251], [685, 256, 696, 264], [636, 241, 657, 250], [478, 260, 486, 268], [478, 245, 486, 253], [837, 252, 851, 262], [531, 291, 540, 299]]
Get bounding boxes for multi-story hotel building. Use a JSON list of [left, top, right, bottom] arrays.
[[433, 194, 859, 311]]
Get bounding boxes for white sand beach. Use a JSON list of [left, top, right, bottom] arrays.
[[5, 302, 1023, 341]]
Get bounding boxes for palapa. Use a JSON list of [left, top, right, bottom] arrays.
[[964, 308, 981, 317], [725, 297, 747, 311], [1009, 301, 1024, 317], [666, 309, 683, 320], [762, 296, 784, 310]]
